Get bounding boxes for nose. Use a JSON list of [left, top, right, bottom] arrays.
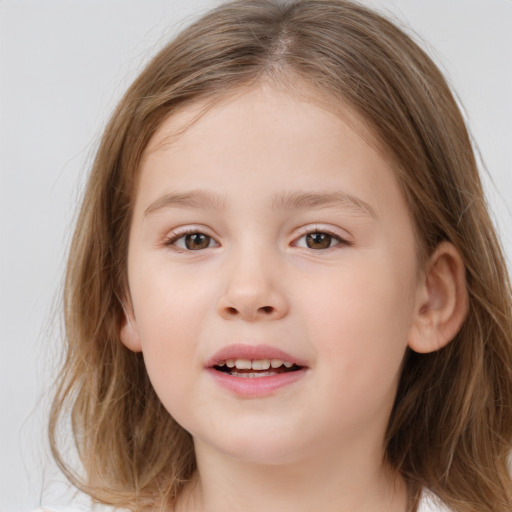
[[217, 251, 289, 322]]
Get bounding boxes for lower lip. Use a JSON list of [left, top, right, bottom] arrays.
[[206, 368, 307, 397]]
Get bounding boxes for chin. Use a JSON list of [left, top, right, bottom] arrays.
[[192, 426, 307, 466]]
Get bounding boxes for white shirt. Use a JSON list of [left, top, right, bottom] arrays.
[[417, 489, 451, 511]]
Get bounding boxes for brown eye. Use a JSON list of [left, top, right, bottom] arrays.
[[184, 233, 212, 250], [167, 230, 218, 251], [305, 233, 334, 249]]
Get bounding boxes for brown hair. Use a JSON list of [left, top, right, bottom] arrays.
[[49, 1, 512, 510]]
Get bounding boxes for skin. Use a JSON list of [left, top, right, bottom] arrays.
[[121, 83, 467, 512]]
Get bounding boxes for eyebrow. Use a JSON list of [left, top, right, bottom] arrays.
[[144, 189, 376, 219], [271, 191, 377, 218], [144, 190, 226, 216]]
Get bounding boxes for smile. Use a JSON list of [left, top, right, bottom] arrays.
[[206, 345, 308, 396], [214, 358, 300, 377]]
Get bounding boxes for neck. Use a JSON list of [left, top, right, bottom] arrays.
[[175, 440, 407, 512]]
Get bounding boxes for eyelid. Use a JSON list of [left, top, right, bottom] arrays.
[[291, 225, 353, 248], [163, 225, 220, 251]]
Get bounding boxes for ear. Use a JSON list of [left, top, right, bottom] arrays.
[[119, 302, 142, 353], [408, 241, 469, 354]]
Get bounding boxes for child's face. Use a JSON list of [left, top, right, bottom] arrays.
[[123, 84, 423, 466]]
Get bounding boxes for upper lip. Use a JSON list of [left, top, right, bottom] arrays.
[[205, 343, 308, 368]]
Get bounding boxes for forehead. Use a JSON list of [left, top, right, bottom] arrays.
[[143, 81, 386, 161], [135, 82, 405, 222]]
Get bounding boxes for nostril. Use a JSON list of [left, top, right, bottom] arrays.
[[219, 303, 282, 320]]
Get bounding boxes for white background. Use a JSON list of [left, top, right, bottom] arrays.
[[0, 0, 511, 510]]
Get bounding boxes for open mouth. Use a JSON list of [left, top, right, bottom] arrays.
[[213, 358, 303, 378]]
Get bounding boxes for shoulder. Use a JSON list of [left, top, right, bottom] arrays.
[[417, 489, 452, 512]]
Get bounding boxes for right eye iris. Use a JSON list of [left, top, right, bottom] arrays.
[[306, 233, 333, 249], [185, 233, 211, 250]]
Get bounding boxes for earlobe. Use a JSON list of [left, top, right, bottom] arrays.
[[120, 305, 142, 353], [408, 242, 469, 354]]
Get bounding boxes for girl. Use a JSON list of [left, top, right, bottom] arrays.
[[42, 0, 512, 511]]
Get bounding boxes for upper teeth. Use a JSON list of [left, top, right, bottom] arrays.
[[219, 359, 294, 370]]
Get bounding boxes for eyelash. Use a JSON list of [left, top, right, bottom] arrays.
[[293, 227, 351, 250], [164, 228, 219, 251], [163, 227, 351, 252]]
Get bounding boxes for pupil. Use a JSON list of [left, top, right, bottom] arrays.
[[185, 233, 210, 250], [306, 233, 331, 249]]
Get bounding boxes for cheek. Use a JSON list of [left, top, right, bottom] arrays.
[[132, 259, 214, 339], [129, 266, 214, 403], [303, 254, 417, 399]]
